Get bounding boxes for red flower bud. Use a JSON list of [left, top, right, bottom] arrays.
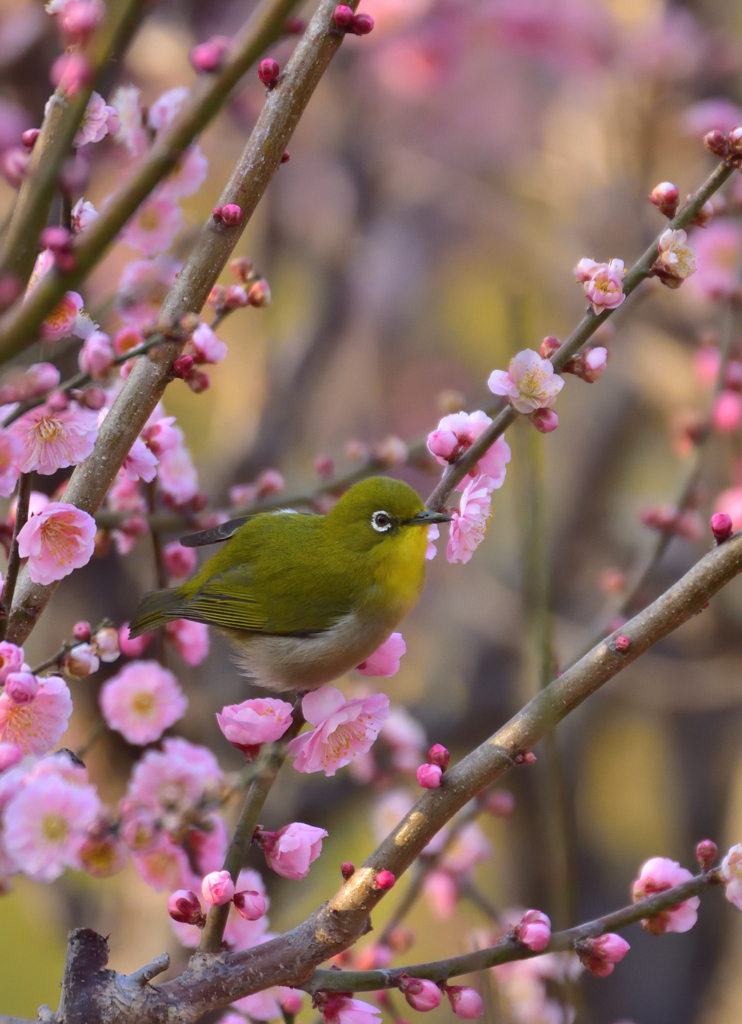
[[73, 620, 92, 642], [21, 128, 40, 151], [696, 839, 718, 871], [341, 861, 355, 880], [333, 4, 354, 26], [220, 203, 243, 226], [258, 58, 280, 85], [351, 12, 374, 34], [281, 150, 291, 164], [172, 354, 194, 379], [375, 869, 396, 890], [427, 743, 450, 770], [711, 512, 733, 543], [613, 634, 631, 653], [167, 889, 205, 926]]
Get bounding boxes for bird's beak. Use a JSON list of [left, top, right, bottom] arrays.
[[406, 509, 452, 526]]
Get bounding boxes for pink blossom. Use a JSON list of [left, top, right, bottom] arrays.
[[581, 259, 627, 313], [356, 633, 406, 676], [116, 256, 180, 328], [122, 436, 158, 482], [168, 889, 205, 925], [142, 413, 180, 455], [9, 402, 98, 474], [0, 675, 72, 755], [0, 742, 23, 772], [50, 52, 93, 97], [160, 145, 209, 201], [71, 198, 98, 234], [712, 391, 742, 433], [132, 832, 196, 892], [233, 888, 266, 921], [17, 502, 96, 584], [107, 473, 146, 513], [158, 432, 199, 505], [73, 91, 119, 147], [288, 686, 389, 776], [488, 349, 564, 413], [446, 474, 493, 564], [41, 290, 84, 341], [165, 619, 210, 666], [720, 844, 742, 910], [189, 322, 227, 364], [417, 763, 442, 788], [426, 523, 439, 560], [684, 98, 742, 136], [119, 623, 153, 659], [100, 660, 188, 745], [632, 857, 700, 934], [5, 672, 38, 705], [163, 541, 197, 580], [125, 736, 223, 816], [121, 195, 183, 256], [190, 814, 228, 876], [3, 772, 100, 881], [656, 229, 696, 283], [148, 87, 190, 134], [447, 987, 484, 1019], [423, 870, 458, 917], [514, 909, 551, 952], [380, 705, 426, 772], [0, 642, 24, 684], [0, 430, 19, 497], [399, 977, 441, 1012], [688, 221, 742, 301], [427, 410, 511, 490], [79, 330, 115, 379], [321, 995, 382, 1024], [715, 487, 742, 532], [110, 84, 147, 158], [202, 869, 235, 905], [441, 822, 491, 875], [217, 697, 294, 750], [578, 933, 630, 977], [258, 821, 328, 879]]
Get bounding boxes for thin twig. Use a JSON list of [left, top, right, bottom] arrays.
[[0, 473, 31, 641]]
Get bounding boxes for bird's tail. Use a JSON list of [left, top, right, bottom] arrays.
[[128, 588, 188, 637]]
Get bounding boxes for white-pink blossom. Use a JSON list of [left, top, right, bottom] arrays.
[[110, 84, 147, 158], [258, 821, 328, 879], [321, 995, 382, 1024], [72, 91, 119, 147], [288, 686, 389, 776], [426, 523, 439, 560], [427, 410, 511, 489], [124, 736, 224, 816], [3, 771, 100, 881], [9, 402, 98, 474], [217, 697, 294, 750], [116, 257, 180, 328], [121, 195, 184, 256], [100, 660, 188, 745], [78, 330, 115, 379], [575, 258, 626, 313], [657, 228, 696, 281], [71, 198, 99, 233], [356, 633, 406, 676], [122, 436, 159, 482], [0, 675, 72, 754], [148, 87, 190, 133], [632, 857, 700, 934], [720, 844, 742, 911], [157, 430, 199, 505], [17, 502, 96, 584], [189, 322, 227, 364], [160, 145, 209, 201], [446, 474, 494, 564], [488, 349, 564, 413]]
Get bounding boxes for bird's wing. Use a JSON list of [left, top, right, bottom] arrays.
[[180, 563, 270, 631], [180, 515, 256, 547]]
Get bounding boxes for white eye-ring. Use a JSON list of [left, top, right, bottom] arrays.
[[372, 510, 393, 532]]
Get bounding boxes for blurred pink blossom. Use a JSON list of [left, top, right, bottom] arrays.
[[79, 330, 115, 379], [124, 736, 224, 816], [9, 402, 98, 474], [189, 813, 228, 876], [189, 322, 227, 364], [0, 742, 23, 771], [122, 195, 184, 256], [110, 84, 147, 158], [119, 623, 153, 659], [380, 704, 426, 771], [0, 643, 23, 684], [72, 91, 119, 147], [447, 474, 493, 564], [632, 857, 700, 934], [0, 430, 19, 497], [712, 390, 742, 433], [17, 502, 96, 584], [100, 660, 188, 745], [423, 869, 458, 917], [165, 619, 210, 666], [217, 697, 294, 750], [356, 632, 405, 676], [72, 198, 98, 233], [714, 486, 742, 530], [3, 772, 100, 881], [142, 414, 180, 455], [158, 430, 199, 505], [488, 349, 564, 413], [427, 410, 511, 489], [160, 145, 209, 200], [720, 844, 742, 910], [132, 831, 196, 892], [684, 98, 742, 136], [321, 995, 381, 1024], [162, 541, 197, 580], [258, 821, 328, 879], [121, 436, 158, 482], [288, 686, 389, 776], [116, 257, 180, 328], [688, 221, 742, 300], [149, 87, 190, 134], [441, 822, 491, 875], [41, 290, 84, 341]]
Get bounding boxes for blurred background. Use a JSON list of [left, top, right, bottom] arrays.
[[2, 0, 742, 1022]]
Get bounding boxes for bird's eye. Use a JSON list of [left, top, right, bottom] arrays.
[[371, 510, 393, 532]]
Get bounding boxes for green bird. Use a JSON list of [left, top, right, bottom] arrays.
[[128, 476, 450, 692]]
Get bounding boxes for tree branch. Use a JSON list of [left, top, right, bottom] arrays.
[[4, 0, 358, 647]]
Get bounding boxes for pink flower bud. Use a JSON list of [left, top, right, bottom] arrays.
[[62, 0, 105, 39], [80, 386, 106, 410], [168, 889, 205, 925], [220, 203, 243, 226], [427, 743, 450, 770], [21, 128, 40, 150], [64, 643, 100, 678], [333, 4, 354, 26], [712, 390, 742, 433], [1, 147, 29, 187], [94, 627, 120, 663], [47, 391, 69, 412], [399, 978, 441, 1012], [258, 58, 280, 84], [315, 454, 335, 478], [375, 869, 396, 890], [4, 671, 38, 705], [375, 435, 408, 467], [577, 933, 630, 977], [613, 634, 631, 653], [79, 331, 115, 379], [711, 512, 734, 543], [281, 150, 291, 163], [190, 36, 231, 73], [341, 861, 355, 880], [282, 992, 303, 1015], [0, 741, 23, 771], [351, 12, 374, 34], [223, 284, 248, 309], [22, 363, 60, 397], [233, 889, 267, 920], [40, 226, 73, 253], [649, 181, 679, 218], [257, 468, 285, 496], [284, 15, 305, 33], [729, 126, 742, 155], [446, 987, 484, 1019], [416, 763, 443, 788], [696, 839, 718, 870], [202, 869, 235, 906], [704, 129, 728, 156], [172, 354, 194, 379], [539, 335, 560, 359], [119, 623, 153, 658], [514, 909, 551, 952], [247, 278, 272, 307], [50, 52, 93, 96], [530, 408, 559, 433], [483, 789, 515, 817], [73, 620, 91, 641], [356, 944, 394, 970]]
